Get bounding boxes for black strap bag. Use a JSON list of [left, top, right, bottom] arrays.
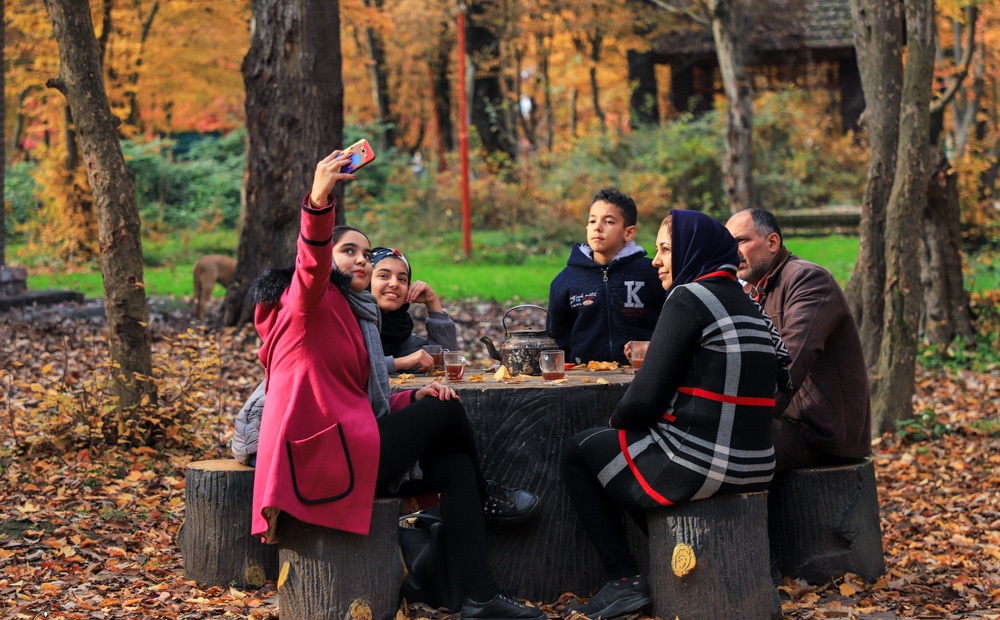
[[398, 512, 464, 611]]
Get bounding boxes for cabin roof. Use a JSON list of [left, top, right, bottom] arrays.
[[653, 0, 854, 62]]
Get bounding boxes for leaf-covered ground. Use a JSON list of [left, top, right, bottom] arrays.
[[1, 299, 998, 619]]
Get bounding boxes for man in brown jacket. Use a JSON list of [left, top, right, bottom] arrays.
[[726, 209, 872, 471]]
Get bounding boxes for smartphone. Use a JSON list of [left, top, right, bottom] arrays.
[[343, 139, 376, 174]]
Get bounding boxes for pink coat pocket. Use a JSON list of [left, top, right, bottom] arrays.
[[286, 423, 354, 504]]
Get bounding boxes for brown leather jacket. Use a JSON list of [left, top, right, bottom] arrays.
[[755, 250, 872, 458]]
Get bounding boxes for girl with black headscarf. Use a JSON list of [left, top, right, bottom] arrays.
[[370, 247, 459, 374], [558, 209, 792, 618]]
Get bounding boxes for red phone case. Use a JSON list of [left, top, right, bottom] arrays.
[[344, 139, 376, 173]]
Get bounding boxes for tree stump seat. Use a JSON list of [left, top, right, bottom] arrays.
[[768, 457, 885, 583], [647, 491, 780, 620], [277, 498, 404, 620], [181, 458, 278, 588]]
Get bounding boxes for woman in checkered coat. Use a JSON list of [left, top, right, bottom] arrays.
[[559, 209, 791, 619]]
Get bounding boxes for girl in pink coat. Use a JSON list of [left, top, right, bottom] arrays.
[[249, 150, 542, 620]]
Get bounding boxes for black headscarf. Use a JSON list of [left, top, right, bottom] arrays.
[[668, 209, 740, 288], [371, 247, 415, 356]]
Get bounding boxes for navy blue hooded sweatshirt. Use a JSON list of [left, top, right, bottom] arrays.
[[547, 241, 666, 365]]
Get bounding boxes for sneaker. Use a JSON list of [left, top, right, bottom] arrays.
[[461, 590, 546, 620], [564, 576, 651, 619], [482, 481, 540, 525]]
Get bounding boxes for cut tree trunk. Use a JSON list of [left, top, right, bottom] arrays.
[[768, 459, 885, 583], [277, 499, 403, 620], [648, 492, 779, 620], [223, 0, 345, 326], [181, 459, 278, 588], [43, 0, 156, 421]]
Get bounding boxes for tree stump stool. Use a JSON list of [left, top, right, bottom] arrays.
[[768, 458, 885, 583], [181, 459, 278, 588], [648, 492, 780, 620], [277, 498, 403, 620]]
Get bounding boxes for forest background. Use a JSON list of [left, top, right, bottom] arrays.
[[2, 0, 1000, 618]]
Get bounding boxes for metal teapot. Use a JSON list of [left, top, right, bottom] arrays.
[[480, 304, 558, 376]]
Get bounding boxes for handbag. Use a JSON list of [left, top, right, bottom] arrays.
[[398, 512, 464, 611]]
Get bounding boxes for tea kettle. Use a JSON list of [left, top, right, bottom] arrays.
[[480, 304, 558, 376]]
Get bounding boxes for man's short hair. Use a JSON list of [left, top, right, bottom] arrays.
[[593, 189, 638, 227], [748, 208, 783, 245]]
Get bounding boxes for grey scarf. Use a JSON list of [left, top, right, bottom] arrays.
[[342, 287, 392, 418]]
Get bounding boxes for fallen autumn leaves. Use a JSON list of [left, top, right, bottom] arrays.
[[1, 300, 997, 619]]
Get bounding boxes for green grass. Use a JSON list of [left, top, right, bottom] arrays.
[[11, 231, 998, 303]]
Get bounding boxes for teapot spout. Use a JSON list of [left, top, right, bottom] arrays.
[[479, 336, 502, 361]]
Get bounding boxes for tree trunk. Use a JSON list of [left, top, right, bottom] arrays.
[[921, 146, 973, 345], [223, 0, 345, 327], [363, 0, 394, 148], [43, 0, 157, 423], [1, 4, 5, 267], [589, 33, 605, 129], [872, 0, 934, 433], [467, 0, 516, 160], [539, 30, 554, 152], [710, 0, 754, 213], [846, 0, 903, 371], [628, 49, 659, 127], [428, 25, 455, 160]]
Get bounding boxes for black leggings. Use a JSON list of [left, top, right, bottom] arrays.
[[560, 436, 645, 580], [375, 396, 496, 601]]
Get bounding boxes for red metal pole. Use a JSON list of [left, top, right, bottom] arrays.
[[457, 7, 472, 258]]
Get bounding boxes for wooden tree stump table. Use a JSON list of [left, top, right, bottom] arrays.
[[395, 369, 636, 602], [276, 498, 403, 620], [181, 458, 278, 588], [768, 457, 885, 583], [647, 492, 781, 620]]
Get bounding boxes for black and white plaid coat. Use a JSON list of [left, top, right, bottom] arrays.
[[598, 274, 779, 508]]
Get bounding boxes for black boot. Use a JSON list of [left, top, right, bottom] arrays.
[[482, 481, 540, 525]]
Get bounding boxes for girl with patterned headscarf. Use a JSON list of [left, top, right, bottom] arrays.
[[370, 247, 458, 374]]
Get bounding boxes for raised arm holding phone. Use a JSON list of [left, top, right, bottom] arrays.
[[247, 147, 542, 620]]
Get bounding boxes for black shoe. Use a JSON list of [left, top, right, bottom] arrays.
[[564, 576, 651, 619], [461, 590, 546, 620], [482, 481, 540, 524]]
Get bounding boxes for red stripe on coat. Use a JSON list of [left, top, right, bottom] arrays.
[[618, 430, 672, 506], [677, 386, 775, 407]]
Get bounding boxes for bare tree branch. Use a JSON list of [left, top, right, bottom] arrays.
[[931, 4, 977, 114]]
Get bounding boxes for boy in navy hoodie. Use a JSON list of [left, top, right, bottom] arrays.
[[547, 189, 666, 365]]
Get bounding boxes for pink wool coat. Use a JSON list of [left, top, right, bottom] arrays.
[[251, 196, 411, 541]]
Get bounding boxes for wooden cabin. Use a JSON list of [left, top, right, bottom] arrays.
[[629, 0, 862, 133]]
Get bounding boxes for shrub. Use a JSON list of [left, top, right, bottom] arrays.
[[3, 162, 41, 243]]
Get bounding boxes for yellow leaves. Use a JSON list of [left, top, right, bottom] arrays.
[[494, 365, 511, 381], [467, 373, 486, 383], [16, 501, 41, 515], [839, 581, 858, 597], [278, 561, 291, 589]]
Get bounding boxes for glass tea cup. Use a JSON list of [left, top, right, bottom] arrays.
[[443, 351, 466, 383], [628, 341, 649, 370], [539, 349, 566, 381], [423, 344, 444, 371]]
